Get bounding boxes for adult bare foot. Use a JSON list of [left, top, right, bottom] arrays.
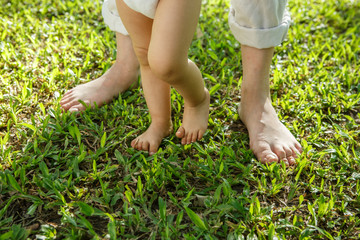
[[131, 120, 173, 155], [239, 45, 302, 165], [60, 33, 139, 112], [60, 64, 139, 112], [176, 88, 210, 145], [239, 97, 302, 166]]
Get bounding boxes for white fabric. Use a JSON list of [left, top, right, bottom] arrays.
[[228, 0, 291, 49], [102, 0, 128, 35], [123, 0, 159, 19], [101, 0, 291, 49]]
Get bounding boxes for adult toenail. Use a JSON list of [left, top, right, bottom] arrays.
[[265, 155, 277, 162], [281, 158, 289, 164]]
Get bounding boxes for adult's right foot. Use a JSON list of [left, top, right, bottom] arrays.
[[60, 63, 139, 112]]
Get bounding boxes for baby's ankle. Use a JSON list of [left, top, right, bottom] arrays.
[[150, 118, 173, 129]]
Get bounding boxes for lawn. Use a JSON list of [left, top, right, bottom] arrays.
[[0, 0, 359, 239]]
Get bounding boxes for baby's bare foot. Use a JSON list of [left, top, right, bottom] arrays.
[[176, 88, 210, 145], [60, 64, 139, 112], [131, 121, 173, 155], [239, 98, 302, 166]]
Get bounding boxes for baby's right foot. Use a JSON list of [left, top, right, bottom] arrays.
[[131, 121, 173, 155], [176, 88, 210, 145]]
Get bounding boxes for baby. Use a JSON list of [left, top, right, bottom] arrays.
[[116, 0, 210, 155]]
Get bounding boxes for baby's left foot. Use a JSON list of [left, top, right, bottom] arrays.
[[176, 88, 210, 145], [131, 121, 173, 155]]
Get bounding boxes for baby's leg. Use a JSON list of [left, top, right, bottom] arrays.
[[148, 0, 210, 145], [131, 69, 172, 155], [60, 32, 139, 112], [117, 0, 172, 154]]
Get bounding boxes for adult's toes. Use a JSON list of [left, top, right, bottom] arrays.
[[258, 150, 279, 164], [280, 158, 290, 166], [61, 102, 73, 111], [68, 107, 79, 113], [291, 146, 301, 158], [295, 142, 303, 153], [59, 97, 70, 105], [65, 89, 74, 95], [287, 156, 296, 165], [272, 144, 287, 160], [61, 92, 74, 101], [69, 104, 86, 112], [176, 126, 185, 139], [283, 146, 293, 158]]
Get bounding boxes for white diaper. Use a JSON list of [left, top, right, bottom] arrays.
[[102, 0, 128, 35], [102, 0, 291, 49], [123, 0, 159, 19]]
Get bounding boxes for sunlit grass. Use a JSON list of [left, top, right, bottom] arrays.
[[1, 0, 359, 239]]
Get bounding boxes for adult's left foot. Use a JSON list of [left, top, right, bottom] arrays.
[[239, 97, 302, 166]]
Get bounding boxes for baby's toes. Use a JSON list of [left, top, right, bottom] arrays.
[[136, 141, 144, 150], [131, 138, 139, 149], [185, 133, 192, 144], [181, 133, 188, 145], [176, 126, 185, 139], [141, 141, 150, 152], [191, 132, 198, 143], [149, 141, 159, 155], [197, 130, 205, 141]]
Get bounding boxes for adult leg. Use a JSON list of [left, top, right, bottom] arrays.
[[148, 0, 210, 145], [240, 45, 302, 165], [60, 32, 139, 112], [229, 0, 302, 165], [116, 0, 172, 154]]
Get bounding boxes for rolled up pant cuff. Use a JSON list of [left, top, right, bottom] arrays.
[[229, 7, 291, 49]]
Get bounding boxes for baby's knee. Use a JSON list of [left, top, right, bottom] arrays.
[[134, 46, 150, 67], [148, 55, 185, 84]]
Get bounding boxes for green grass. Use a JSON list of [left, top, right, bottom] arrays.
[[1, 0, 359, 239]]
